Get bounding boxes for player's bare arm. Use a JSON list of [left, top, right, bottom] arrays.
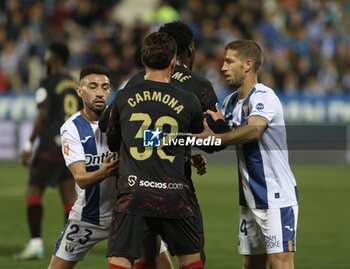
[[193, 116, 267, 146], [218, 116, 267, 145], [68, 153, 119, 189], [21, 107, 48, 166]]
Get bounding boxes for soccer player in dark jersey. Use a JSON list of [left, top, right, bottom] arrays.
[[14, 42, 83, 261], [99, 21, 228, 265], [106, 32, 204, 269]]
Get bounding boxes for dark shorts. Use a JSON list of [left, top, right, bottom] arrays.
[[107, 213, 200, 259], [193, 202, 204, 234], [29, 156, 73, 187]]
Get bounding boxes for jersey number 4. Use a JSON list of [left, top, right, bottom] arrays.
[[130, 113, 178, 162]]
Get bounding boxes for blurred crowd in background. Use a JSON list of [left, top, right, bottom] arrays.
[[1, 0, 350, 103]]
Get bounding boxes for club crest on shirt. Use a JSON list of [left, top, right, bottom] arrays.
[[243, 105, 249, 118], [62, 138, 69, 156], [64, 144, 70, 156], [65, 243, 75, 253]]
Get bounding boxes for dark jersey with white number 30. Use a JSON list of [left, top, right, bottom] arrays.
[[106, 80, 203, 218]]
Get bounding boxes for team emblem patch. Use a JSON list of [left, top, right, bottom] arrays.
[[243, 105, 249, 117], [256, 103, 264, 110], [65, 243, 75, 253]]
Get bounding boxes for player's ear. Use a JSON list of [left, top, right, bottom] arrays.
[[76, 86, 83, 97], [245, 59, 252, 73], [170, 56, 176, 70], [188, 44, 194, 58]]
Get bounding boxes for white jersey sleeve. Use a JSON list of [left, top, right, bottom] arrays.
[[248, 86, 279, 124], [61, 113, 85, 167]]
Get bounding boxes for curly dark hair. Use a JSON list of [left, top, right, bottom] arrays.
[[48, 42, 70, 64], [158, 21, 194, 56]]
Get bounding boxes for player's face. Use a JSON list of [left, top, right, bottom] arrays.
[[79, 74, 111, 113], [221, 49, 246, 88]]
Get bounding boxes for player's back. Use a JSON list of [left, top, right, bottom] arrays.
[[123, 66, 224, 195], [36, 73, 82, 162], [110, 80, 203, 218]]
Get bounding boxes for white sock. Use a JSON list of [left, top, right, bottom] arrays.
[[29, 238, 43, 247]]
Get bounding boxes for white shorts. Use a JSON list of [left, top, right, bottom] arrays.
[[53, 219, 168, 262], [238, 205, 298, 255], [53, 219, 110, 261]]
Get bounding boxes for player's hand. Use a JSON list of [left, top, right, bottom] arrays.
[[21, 150, 31, 167], [206, 103, 224, 121], [102, 153, 119, 178], [192, 118, 215, 140], [191, 154, 207, 176]]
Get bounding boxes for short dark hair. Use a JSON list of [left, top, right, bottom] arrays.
[[225, 40, 263, 73], [158, 21, 194, 56], [79, 64, 110, 82], [48, 42, 70, 64], [141, 32, 177, 70]]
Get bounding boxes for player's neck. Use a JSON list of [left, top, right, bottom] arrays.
[[144, 70, 171, 83], [81, 108, 99, 123], [50, 64, 65, 75], [238, 77, 258, 100]]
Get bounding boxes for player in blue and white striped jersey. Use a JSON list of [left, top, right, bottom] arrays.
[[48, 64, 173, 269], [47, 64, 119, 269], [194, 40, 298, 269]]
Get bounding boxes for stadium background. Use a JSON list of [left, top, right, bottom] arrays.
[[0, 0, 349, 268]]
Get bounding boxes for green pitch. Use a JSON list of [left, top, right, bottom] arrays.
[[0, 160, 349, 269]]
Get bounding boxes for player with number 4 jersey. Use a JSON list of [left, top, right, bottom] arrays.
[[194, 40, 298, 269]]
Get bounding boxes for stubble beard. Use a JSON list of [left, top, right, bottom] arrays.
[[87, 102, 106, 117]]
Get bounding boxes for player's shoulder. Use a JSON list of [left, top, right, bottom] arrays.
[[55, 72, 74, 81], [61, 111, 81, 132], [252, 83, 277, 97], [251, 83, 281, 106], [114, 80, 159, 107], [190, 70, 212, 86], [131, 70, 146, 80], [117, 79, 144, 99], [124, 70, 145, 88], [173, 65, 212, 86], [168, 82, 198, 100]]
